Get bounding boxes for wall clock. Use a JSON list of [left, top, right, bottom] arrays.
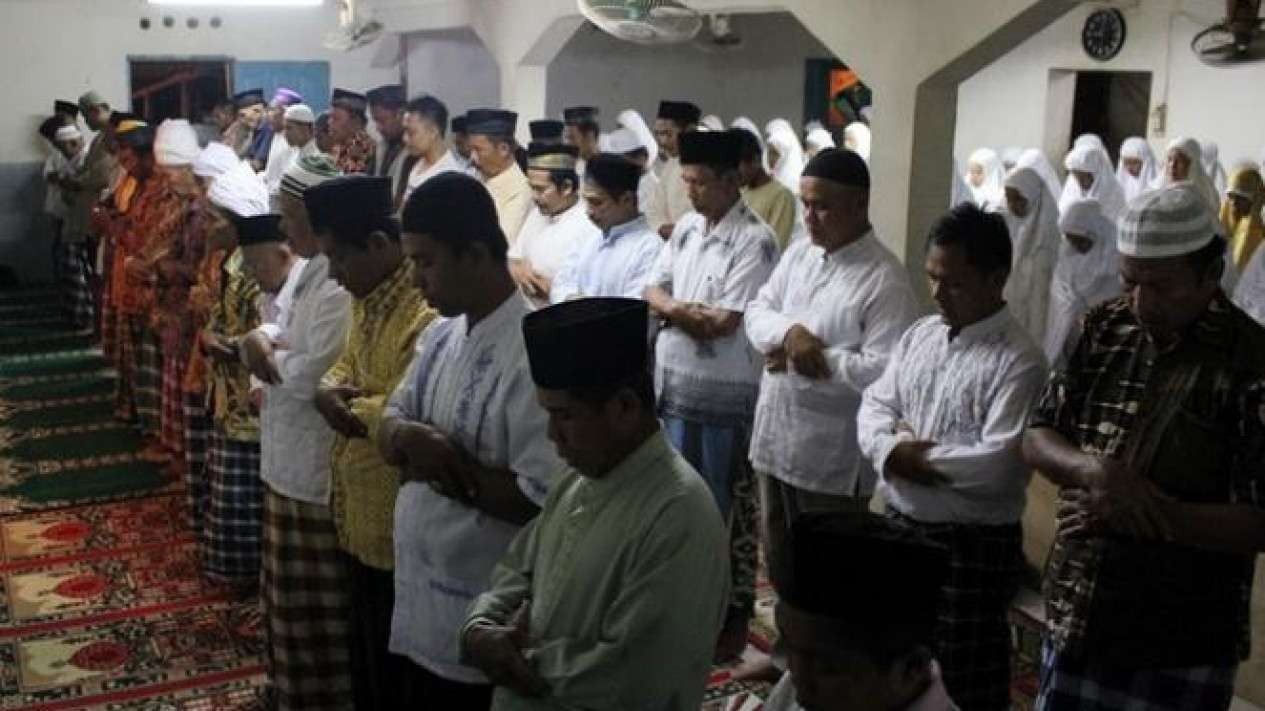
[[1083, 8, 1127, 61]]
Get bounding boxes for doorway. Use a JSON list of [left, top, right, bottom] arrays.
[[129, 58, 231, 125], [1069, 70, 1151, 163]]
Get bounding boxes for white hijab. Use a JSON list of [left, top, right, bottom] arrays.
[[805, 127, 836, 157], [1002, 165, 1061, 344], [965, 147, 1005, 211], [618, 109, 658, 166], [843, 122, 871, 163], [1017, 149, 1063, 206], [765, 119, 805, 195], [1001, 146, 1024, 172], [1116, 136, 1160, 203], [1162, 137, 1222, 215], [731, 116, 767, 172], [1202, 140, 1228, 195], [1061, 143, 1128, 221], [1045, 198, 1120, 365]]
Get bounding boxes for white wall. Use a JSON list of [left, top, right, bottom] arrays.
[[404, 28, 500, 120], [545, 13, 835, 134], [955, 0, 1265, 172]]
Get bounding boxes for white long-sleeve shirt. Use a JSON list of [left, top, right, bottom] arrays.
[[857, 308, 1047, 525], [509, 199, 600, 309], [746, 232, 920, 495], [251, 255, 353, 504], [550, 215, 663, 303]]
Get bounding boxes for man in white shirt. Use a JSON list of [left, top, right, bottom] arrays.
[[467, 109, 532, 245], [378, 172, 562, 708], [563, 106, 601, 177], [759, 512, 959, 711], [367, 85, 410, 206], [237, 183, 354, 707], [551, 154, 663, 303], [857, 203, 1047, 711], [747, 148, 918, 591], [652, 100, 701, 240], [644, 129, 778, 660], [400, 94, 459, 206], [261, 103, 316, 201], [510, 143, 599, 309]]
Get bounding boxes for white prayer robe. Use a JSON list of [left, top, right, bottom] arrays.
[[386, 294, 563, 684], [550, 215, 663, 303], [1060, 144, 1127, 221], [858, 308, 1046, 525], [1116, 137, 1161, 203], [251, 255, 353, 504], [966, 148, 1005, 212], [639, 171, 671, 235], [462, 432, 729, 711], [260, 133, 299, 197], [43, 149, 68, 219], [649, 201, 778, 426], [1160, 137, 1222, 215], [1002, 166, 1061, 345], [1044, 199, 1120, 368], [746, 232, 920, 495], [509, 199, 600, 309]]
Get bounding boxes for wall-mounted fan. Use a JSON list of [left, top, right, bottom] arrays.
[[577, 0, 704, 45], [1191, 0, 1265, 66], [324, 0, 384, 52]]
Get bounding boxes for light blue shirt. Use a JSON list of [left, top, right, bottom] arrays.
[[549, 214, 663, 303]]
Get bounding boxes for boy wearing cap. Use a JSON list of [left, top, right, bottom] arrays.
[[377, 172, 564, 706], [644, 128, 778, 661], [460, 297, 729, 711], [858, 203, 1046, 710], [1024, 184, 1265, 710]]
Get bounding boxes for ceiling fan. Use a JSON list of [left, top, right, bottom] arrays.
[[1191, 0, 1265, 66]]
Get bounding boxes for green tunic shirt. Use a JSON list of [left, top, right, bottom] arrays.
[[463, 431, 730, 710]]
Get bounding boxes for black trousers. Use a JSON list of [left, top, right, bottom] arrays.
[[343, 553, 412, 711], [399, 660, 494, 709]]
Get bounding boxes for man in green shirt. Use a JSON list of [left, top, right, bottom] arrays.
[[461, 297, 730, 710]]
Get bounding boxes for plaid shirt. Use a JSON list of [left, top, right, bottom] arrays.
[[1031, 293, 1265, 666]]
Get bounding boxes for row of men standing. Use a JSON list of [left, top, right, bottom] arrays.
[[34, 83, 1265, 711]]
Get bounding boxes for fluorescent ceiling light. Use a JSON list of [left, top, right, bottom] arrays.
[[147, 0, 323, 6]]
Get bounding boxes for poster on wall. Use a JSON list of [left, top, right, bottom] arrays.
[[803, 59, 872, 130]]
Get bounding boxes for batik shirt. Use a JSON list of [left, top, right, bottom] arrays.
[[322, 261, 434, 570], [204, 248, 261, 441], [333, 129, 376, 175], [1031, 294, 1265, 667]]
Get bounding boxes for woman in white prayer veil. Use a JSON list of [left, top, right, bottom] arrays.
[[1116, 136, 1160, 202], [1060, 143, 1128, 221], [842, 122, 871, 163], [804, 125, 836, 159], [699, 114, 725, 132], [618, 108, 658, 165], [965, 147, 1006, 211], [1001, 165, 1061, 343], [765, 119, 805, 195], [1202, 140, 1229, 194], [1001, 146, 1024, 173], [1017, 149, 1063, 204], [731, 116, 768, 172], [1044, 198, 1121, 367], [1161, 137, 1222, 214]]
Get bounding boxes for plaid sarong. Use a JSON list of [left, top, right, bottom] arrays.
[[262, 490, 354, 711], [202, 430, 263, 585], [183, 391, 211, 534], [134, 326, 162, 437], [56, 240, 94, 330], [99, 241, 116, 364], [160, 351, 186, 457], [113, 314, 136, 421], [887, 510, 1024, 711], [1036, 638, 1237, 711]]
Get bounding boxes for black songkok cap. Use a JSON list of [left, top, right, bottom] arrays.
[[55, 101, 80, 119], [529, 119, 565, 143], [233, 88, 266, 110], [38, 116, 63, 142], [584, 153, 642, 196], [116, 123, 155, 151], [657, 100, 701, 125], [234, 214, 285, 247], [778, 512, 948, 637], [803, 148, 871, 190], [402, 171, 505, 246], [451, 115, 468, 134], [366, 84, 406, 109], [523, 298, 649, 389], [304, 175, 393, 234], [563, 106, 599, 125], [678, 129, 743, 171], [108, 111, 138, 127], [466, 109, 517, 137], [331, 88, 369, 114], [527, 142, 579, 172]]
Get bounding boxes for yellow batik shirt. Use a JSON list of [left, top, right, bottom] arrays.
[[205, 248, 262, 441], [323, 260, 435, 570]]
